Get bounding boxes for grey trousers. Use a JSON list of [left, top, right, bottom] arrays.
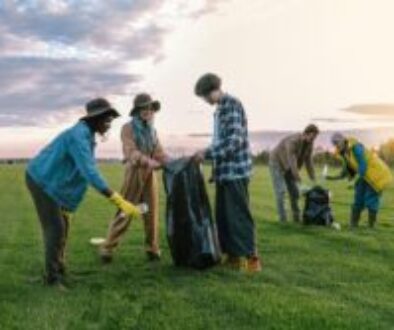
[[26, 173, 69, 283], [269, 160, 300, 222]]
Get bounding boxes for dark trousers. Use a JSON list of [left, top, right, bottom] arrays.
[[353, 179, 381, 214], [26, 173, 69, 283], [215, 179, 256, 257]]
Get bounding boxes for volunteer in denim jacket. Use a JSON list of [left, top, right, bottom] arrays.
[[26, 98, 141, 288]]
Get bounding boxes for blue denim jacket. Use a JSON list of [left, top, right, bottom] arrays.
[[27, 121, 109, 211]]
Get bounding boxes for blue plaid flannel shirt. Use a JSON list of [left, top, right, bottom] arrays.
[[205, 94, 253, 181]]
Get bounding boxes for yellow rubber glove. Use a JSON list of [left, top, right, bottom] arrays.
[[109, 192, 141, 218]]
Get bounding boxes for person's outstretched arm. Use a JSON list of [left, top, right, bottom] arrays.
[[305, 147, 316, 181], [68, 132, 141, 217], [326, 165, 348, 181], [285, 139, 301, 182]]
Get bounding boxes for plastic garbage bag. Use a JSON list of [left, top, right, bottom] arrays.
[[302, 185, 334, 226], [163, 158, 221, 269]]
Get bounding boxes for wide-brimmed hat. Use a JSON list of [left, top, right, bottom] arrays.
[[130, 93, 161, 116], [82, 98, 120, 120]]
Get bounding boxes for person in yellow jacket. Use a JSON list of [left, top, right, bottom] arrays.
[[100, 93, 169, 263], [326, 133, 392, 228]]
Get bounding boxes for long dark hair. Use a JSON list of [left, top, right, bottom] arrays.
[[81, 113, 114, 134]]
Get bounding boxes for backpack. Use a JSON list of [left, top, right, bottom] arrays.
[[302, 186, 334, 226]]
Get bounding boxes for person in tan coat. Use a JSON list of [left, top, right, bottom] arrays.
[[269, 124, 319, 223], [100, 93, 168, 262]]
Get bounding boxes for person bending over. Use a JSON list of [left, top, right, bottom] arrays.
[[26, 98, 141, 288], [269, 125, 319, 223], [326, 133, 392, 228]]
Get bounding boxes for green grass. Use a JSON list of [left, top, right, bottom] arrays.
[[0, 164, 393, 330]]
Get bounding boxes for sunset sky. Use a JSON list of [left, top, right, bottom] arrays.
[[1, 0, 394, 157]]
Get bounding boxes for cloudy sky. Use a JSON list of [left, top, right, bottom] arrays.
[[1, 0, 394, 157]]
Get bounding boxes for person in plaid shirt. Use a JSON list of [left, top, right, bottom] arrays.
[[193, 73, 262, 273]]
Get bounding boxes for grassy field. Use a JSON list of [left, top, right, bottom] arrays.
[[0, 164, 393, 330]]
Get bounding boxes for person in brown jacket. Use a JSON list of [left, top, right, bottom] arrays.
[[100, 93, 169, 262], [269, 124, 319, 223]]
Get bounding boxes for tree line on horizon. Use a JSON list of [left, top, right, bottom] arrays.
[[2, 138, 394, 167]]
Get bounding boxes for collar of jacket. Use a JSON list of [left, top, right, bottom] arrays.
[[218, 93, 231, 105], [79, 121, 97, 148]]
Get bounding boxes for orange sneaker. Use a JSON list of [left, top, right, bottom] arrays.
[[246, 256, 262, 273]]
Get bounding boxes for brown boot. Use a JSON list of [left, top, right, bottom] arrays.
[[44, 273, 69, 291], [146, 251, 161, 262], [99, 248, 113, 264]]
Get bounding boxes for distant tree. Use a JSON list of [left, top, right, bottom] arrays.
[[378, 139, 394, 166], [253, 150, 270, 165]]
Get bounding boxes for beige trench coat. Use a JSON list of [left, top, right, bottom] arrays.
[[101, 122, 166, 255]]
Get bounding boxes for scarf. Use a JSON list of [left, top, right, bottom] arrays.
[[131, 117, 158, 155]]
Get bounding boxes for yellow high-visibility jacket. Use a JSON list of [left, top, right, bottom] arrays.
[[342, 138, 393, 192]]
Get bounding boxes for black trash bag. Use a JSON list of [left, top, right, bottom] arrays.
[[163, 158, 221, 269], [302, 185, 334, 226]]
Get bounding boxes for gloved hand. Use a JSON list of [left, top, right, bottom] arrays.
[[109, 192, 141, 218]]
